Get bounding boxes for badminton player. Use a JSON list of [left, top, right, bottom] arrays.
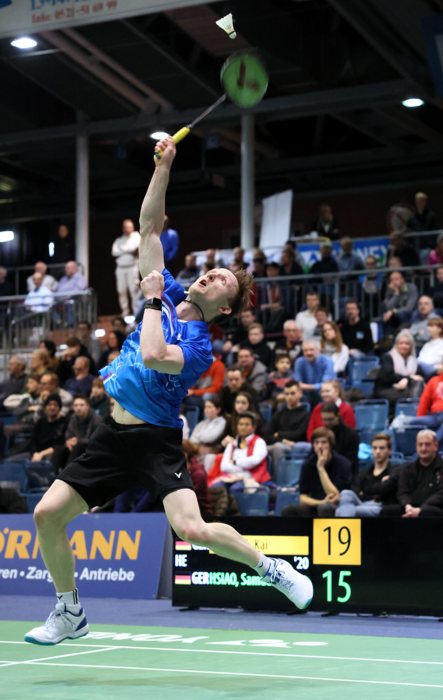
[[25, 137, 313, 645]]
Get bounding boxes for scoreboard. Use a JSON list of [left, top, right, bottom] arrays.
[[172, 517, 443, 616]]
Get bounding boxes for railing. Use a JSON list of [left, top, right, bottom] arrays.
[[2, 262, 85, 297]]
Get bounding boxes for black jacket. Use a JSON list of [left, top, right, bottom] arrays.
[[354, 462, 399, 504], [263, 405, 310, 444], [299, 451, 351, 499], [340, 319, 374, 354], [397, 456, 443, 510]]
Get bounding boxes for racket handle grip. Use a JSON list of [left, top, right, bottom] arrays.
[[153, 127, 191, 162]]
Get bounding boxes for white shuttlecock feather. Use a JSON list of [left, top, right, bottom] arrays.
[[216, 13, 237, 40]]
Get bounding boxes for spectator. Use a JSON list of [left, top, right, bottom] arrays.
[[360, 254, 383, 304], [310, 242, 339, 277], [63, 356, 95, 397], [160, 214, 179, 263], [244, 323, 273, 369], [75, 320, 101, 365], [0, 266, 14, 296], [265, 354, 294, 405], [38, 372, 73, 418], [279, 246, 303, 277], [388, 232, 420, 268], [24, 272, 54, 312], [428, 232, 443, 266], [383, 430, 443, 517], [408, 191, 437, 241], [295, 292, 320, 340], [293, 338, 335, 406], [311, 203, 340, 239], [237, 346, 268, 397], [111, 316, 129, 336], [223, 391, 262, 444], [189, 397, 226, 449], [259, 262, 290, 335], [321, 321, 350, 375], [183, 440, 212, 517], [0, 355, 27, 408], [29, 349, 52, 380], [38, 340, 59, 372], [250, 249, 267, 279], [382, 270, 419, 331], [281, 427, 351, 516], [374, 329, 424, 408], [312, 307, 332, 339], [432, 265, 443, 310], [319, 402, 359, 475], [26, 261, 57, 293], [337, 237, 364, 272], [185, 341, 226, 409], [391, 369, 443, 445], [223, 308, 257, 356], [50, 224, 75, 267], [219, 365, 259, 415], [97, 330, 126, 371], [176, 254, 200, 286], [417, 319, 443, 378], [274, 319, 302, 366], [57, 261, 87, 295], [57, 336, 97, 386], [340, 300, 374, 357], [409, 296, 440, 349], [307, 379, 356, 439], [111, 218, 140, 317], [52, 395, 102, 471], [336, 433, 399, 516], [1, 374, 41, 456], [89, 377, 111, 419], [264, 380, 310, 466], [28, 393, 66, 463], [231, 246, 247, 271]]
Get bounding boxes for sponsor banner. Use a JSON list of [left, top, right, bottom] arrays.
[[0, 0, 207, 39], [0, 512, 168, 598], [297, 236, 389, 271]]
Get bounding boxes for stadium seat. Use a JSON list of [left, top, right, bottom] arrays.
[[259, 403, 273, 425], [348, 357, 380, 384], [23, 492, 43, 513], [354, 399, 389, 435], [394, 399, 419, 418], [393, 426, 421, 459], [233, 486, 270, 516], [0, 460, 28, 492], [274, 456, 304, 487], [274, 487, 300, 515]]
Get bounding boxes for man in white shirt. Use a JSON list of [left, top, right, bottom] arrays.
[[24, 273, 54, 312], [295, 291, 320, 340], [111, 218, 141, 316], [26, 261, 57, 293]]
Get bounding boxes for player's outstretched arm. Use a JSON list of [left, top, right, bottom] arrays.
[[138, 137, 176, 278]]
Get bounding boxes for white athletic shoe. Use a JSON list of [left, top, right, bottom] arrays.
[[24, 602, 89, 645], [265, 558, 313, 610]]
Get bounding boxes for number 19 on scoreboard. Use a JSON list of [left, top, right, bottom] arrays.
[[313, 519, 361, 604]]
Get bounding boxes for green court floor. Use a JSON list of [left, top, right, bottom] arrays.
[[0, 621, 442, 700]]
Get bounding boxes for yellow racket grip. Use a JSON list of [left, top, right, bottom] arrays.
[[153, 127, 191, 162]]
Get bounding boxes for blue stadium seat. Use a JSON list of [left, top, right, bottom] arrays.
[[0, 460, 28, 492], [233, 486, 270, 516], [354, 399, 389, 432], [274, 487, 300, 515], [393, 427, 421, 459], [274, 456, 304, 487], [395, 399, 419, 418], [259, 403, 273, 425], [349, 357, 380, 384]]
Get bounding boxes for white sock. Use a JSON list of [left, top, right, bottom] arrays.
[[254, 554, 275, 578], [56, 589, 81, 612]]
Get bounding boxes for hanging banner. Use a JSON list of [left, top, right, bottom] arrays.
[[0, 512, 168, 599], [0, 0, 207, 39]]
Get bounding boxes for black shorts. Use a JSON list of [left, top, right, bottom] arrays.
[[57, 418, 193, 508]]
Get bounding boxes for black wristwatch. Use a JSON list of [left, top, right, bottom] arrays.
[[143, 297, 162, 311]]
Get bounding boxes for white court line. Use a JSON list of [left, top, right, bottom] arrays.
[[17, 661, 443, 689], [0, 646, 117, 669], [0, 640, 442, 666]]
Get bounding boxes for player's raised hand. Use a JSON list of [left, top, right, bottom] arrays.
[[154, 136, 176, 168], [141, 270, 165, 299]]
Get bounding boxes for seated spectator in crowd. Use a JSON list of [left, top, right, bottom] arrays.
[[259, 262, 290, 335], [340, 299, 374, 358], [183, 440, 212, 518], [38, 371, 73, 417], [244, 322, 273, 369], [417, 318, 443, 378], [311, 203, 340, 239], [281, 427, 351, 517], [295, 291, 320, 340], [388, 232, 420, 268], [307, 379, 356, 439], [63, 356, 94, 397], [312, 307, 332, 339], [76, 320, 101, 365], [231, 246, 248, 271], [409, 296, 440, 349], [223, 308, 257, 357], [408, 192, 437, 245], [293, 339, 335, 406], [1, 374, 41, 456], [0, 266, 14, 296], [265, 354, 293, 405], [319, 402, 359, 475], [210, 412, 270, 491], [55, 261, 87, 324], [57, 336, 97, 385], [392, 368, 443, 446], [382, 430, 443, 517], [223, 391, 262, 444], [375, 329, 424, 409], [250, 249, 267, 279], [336, 433, 399, 516], [432, 265, 443, 310], [29, 348, 52, 380], [219, 365, 259, 415], [38, 340, 59, 372], [237, 346, 268, 398], [52, 394, 102, 472], [97, 330, 125, 371], [0, 355, 27, 409], [320, 321, 349, 375], [382, 270, 418, 331], [279, 245, 304, 277], [176, 254, 200, 286], [26, 261, 57, 293], [111, 316, 129, 336], [89, 377, 111, 418], [24, 272, 54, 312], [27, 393, 66, 463], [310, 242, 339, 278], [189, 397, 226, 451], [360, 254, 383, 311], [428, 232, 443, 267], [264, 381, 310, 466], [274, 320, 302, 366], [184, 341, 226, 411], [337, 237, 364, 272]]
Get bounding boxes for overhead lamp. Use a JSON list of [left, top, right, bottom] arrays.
[[11, 36, 37, 50], [401, 97, 425, 108], [0, 230, 14, 243], [149, 131, 170, 140]]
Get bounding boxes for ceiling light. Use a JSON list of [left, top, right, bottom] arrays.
[[11, 36, 37, 50], [0, 230, 14, 243], [401, 97, 425, 108], [149, 131, 170, 140]]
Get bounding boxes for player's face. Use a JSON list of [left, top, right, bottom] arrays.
[[189, 268, 238, 310]]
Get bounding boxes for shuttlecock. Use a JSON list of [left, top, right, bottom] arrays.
[[216, 13, 237, 40]]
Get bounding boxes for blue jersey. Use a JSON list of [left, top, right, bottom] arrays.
[[100, 269, 212, 428]]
